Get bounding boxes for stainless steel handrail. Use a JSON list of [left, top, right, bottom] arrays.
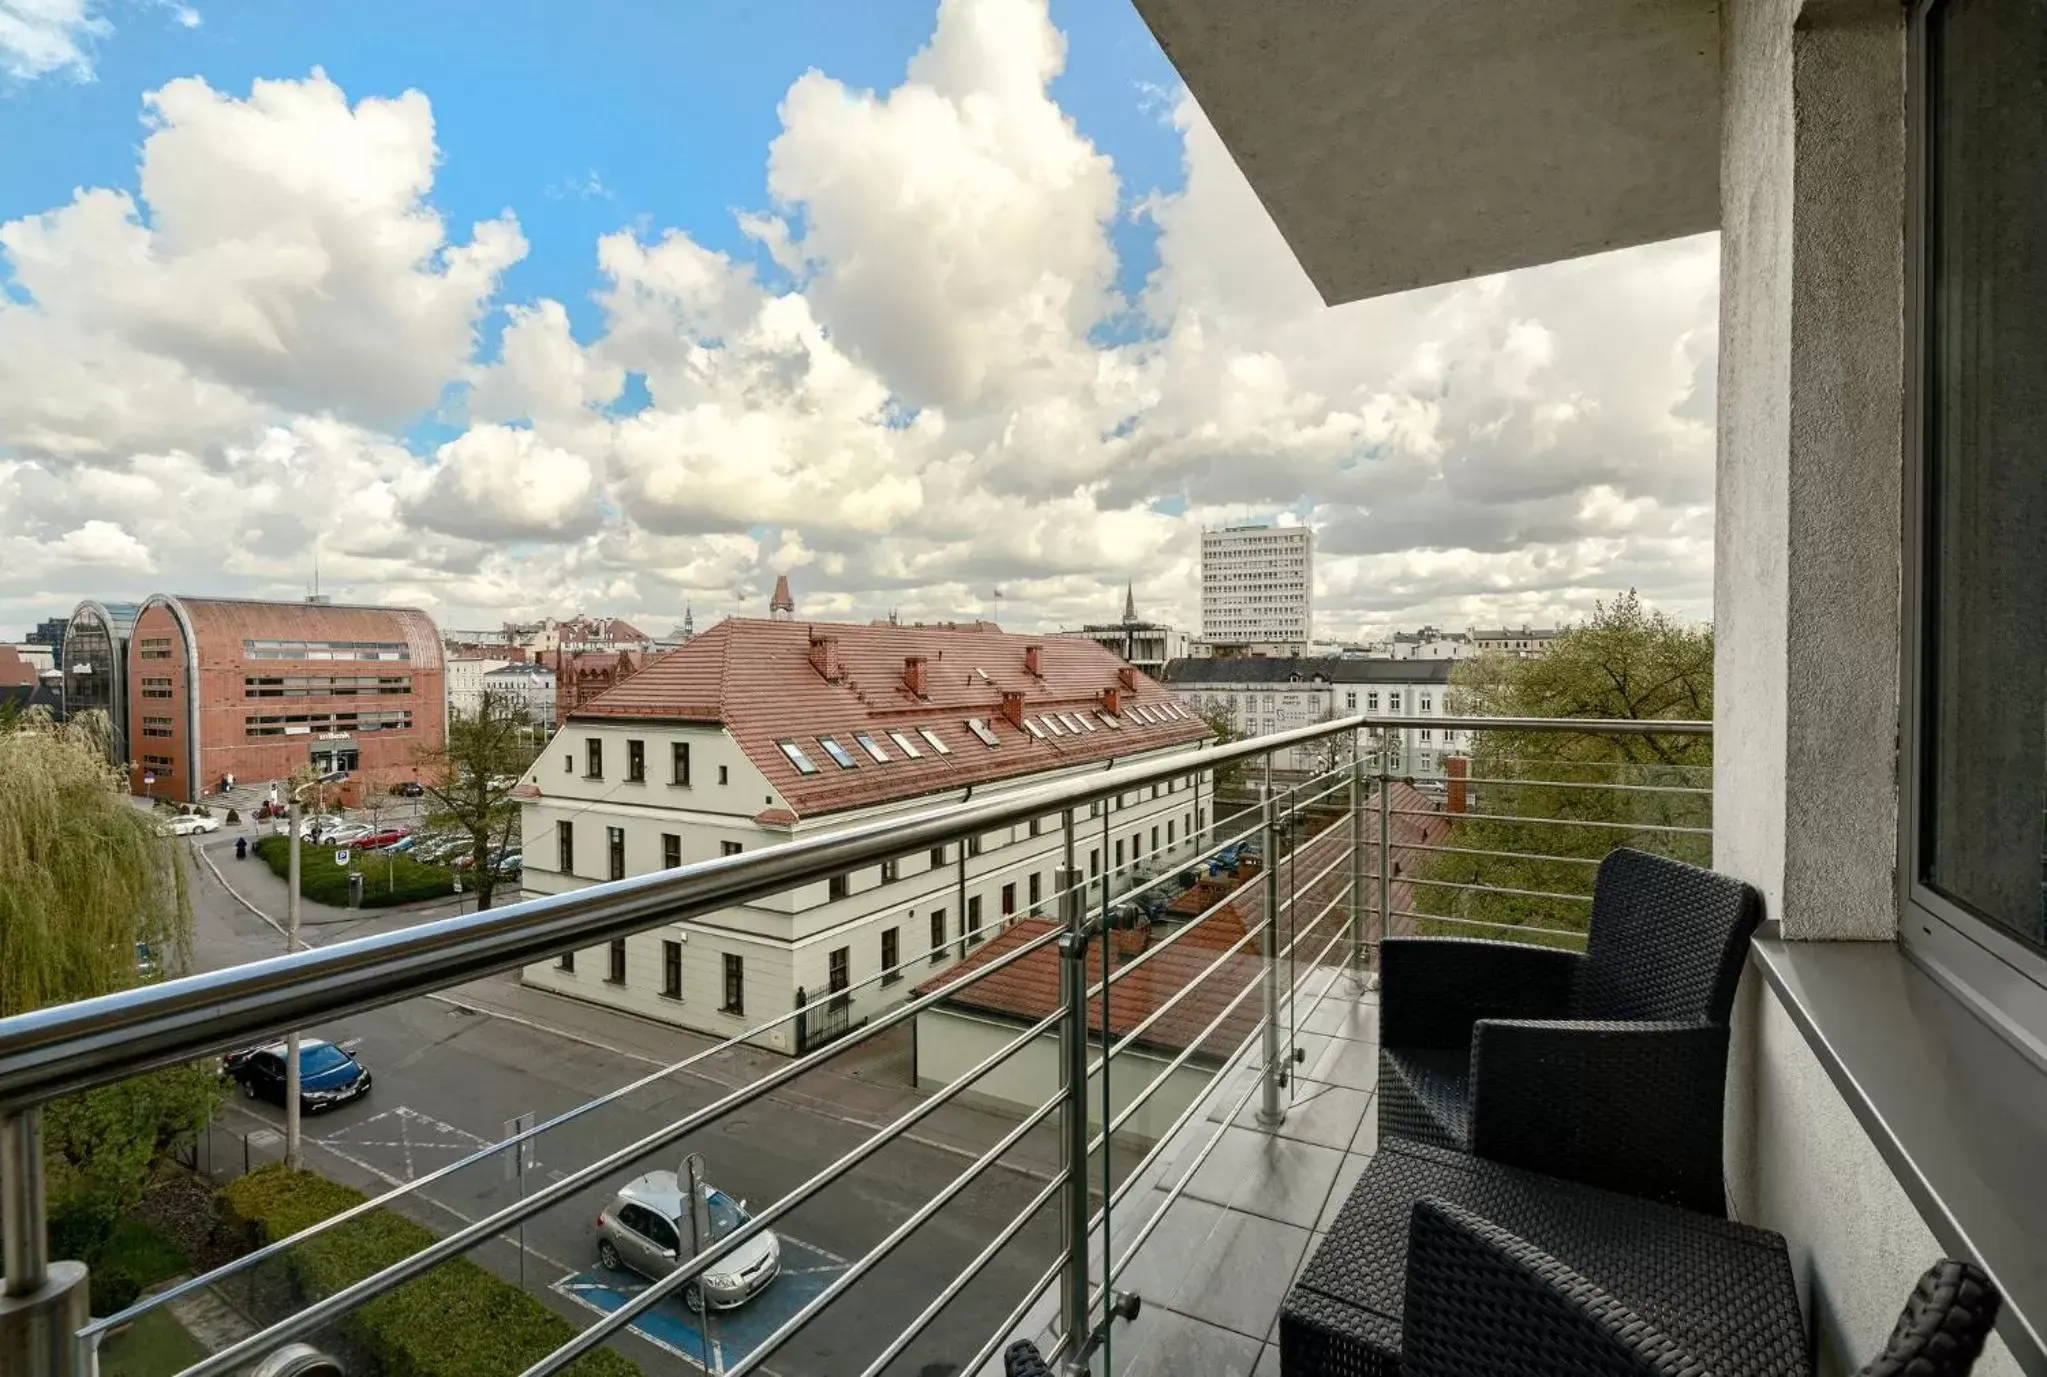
[[0, 712, 1701, 1112]]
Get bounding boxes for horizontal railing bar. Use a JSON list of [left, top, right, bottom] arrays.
[[1390, 840, 1604, 867], [857, 1173, 1067, 1377], [180, 934, 1068, 1377], [519, 1006, 1073, 1375], [1386, 907, 1590, 943], [1400, 875, 1594, 904], [1457, 774, 1714, 797], [1388, 805, 1714, 837], [0, 714, 1702, 1112], [957, 1253, 1070, 1377], [723, 1090, 1068, 1377]]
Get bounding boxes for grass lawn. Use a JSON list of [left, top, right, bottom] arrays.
[[253, 833, 460, 907], [95, 1307, 207, 1377]]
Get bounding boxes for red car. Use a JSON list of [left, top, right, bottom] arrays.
[[358, 827, 411, 850]]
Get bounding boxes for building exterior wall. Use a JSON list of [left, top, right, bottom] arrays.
[[914, 1008, 1215, 1146], [62, 601, 136, 765], [1052, 623, 1192, 679], [1170, 672, 1463, 778], [1200, 523, 1314, 648], [1727, 977, 2021, 1377], [445, 657, 511, 719], [124, 597, 446, 802], [517, 720, 1214, 1050]]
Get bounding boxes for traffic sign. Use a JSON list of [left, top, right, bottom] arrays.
[[334, 849, 351, 867]]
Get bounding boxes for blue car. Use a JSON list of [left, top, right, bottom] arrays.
[[223, 1039, 372, 1112]]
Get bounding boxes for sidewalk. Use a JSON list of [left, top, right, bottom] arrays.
[[194, 839, 1066, 1182]]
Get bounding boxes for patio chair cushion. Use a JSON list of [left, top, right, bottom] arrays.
[[1858, 1260, 2001, 1377], [1376, 1047, 1469, 1150]]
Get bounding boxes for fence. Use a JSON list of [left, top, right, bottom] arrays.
[[0, 711, 1709, 1377]]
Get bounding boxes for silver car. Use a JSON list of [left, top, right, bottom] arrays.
[[595, 1172, 780, 1311]]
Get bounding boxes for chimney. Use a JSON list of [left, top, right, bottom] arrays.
[[1116, 666, 1138, 692], [903, 655, 928, 698], [1446, 755, 1470, 815], [1100, 686, 1123, 716], [1000, 690, 1027, 729], [1024, 644, 1044, 677], [808, 631, 842, 682]]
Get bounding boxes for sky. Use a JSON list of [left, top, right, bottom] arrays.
[[0, 0, 1719, 644]]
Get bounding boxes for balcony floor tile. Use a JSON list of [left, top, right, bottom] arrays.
[[1113, 1303, 1265, 1377], [1306, 1035, 1380, 1092], [1231, 1077, 1372, 1153], [1122, 1195, 1314, 1341], [1179, 1124, 1346, 1231], [1299, 993, 1379, 1044]]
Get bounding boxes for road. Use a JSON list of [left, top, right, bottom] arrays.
[[184, 833, 1064, 1377]]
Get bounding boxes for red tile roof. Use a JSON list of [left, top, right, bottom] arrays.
[[915, 918, 1264, 1062], [163, 596, 444, 669], [914, 783, 1456, 1057], [571, 618, 1210, 820], [0, 645, 38, 689]]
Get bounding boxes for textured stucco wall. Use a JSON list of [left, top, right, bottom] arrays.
[[1713, 0, 1903, 940], [1729, 977, 2022, 1376]]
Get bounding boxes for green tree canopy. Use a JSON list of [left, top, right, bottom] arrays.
[[1413, 593, 1714, 943], [417, 689, 534, 910], [0, 708, 221, 1260]]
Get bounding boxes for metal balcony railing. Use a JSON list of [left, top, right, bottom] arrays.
[[0, 712, 1710, 1377]]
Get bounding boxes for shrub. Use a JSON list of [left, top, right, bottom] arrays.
[[225, 808, 240, 825], [252, 836, 459, 908], [223, 1168, 640, 1377], [196, 805, 211, 818]]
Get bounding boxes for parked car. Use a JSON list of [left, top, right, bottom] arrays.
[[595, 1172, 780, 1312], [356, 827, 411, 850], [388, 781, 424, 798], [493, 852, 522, 875], [222, 1039, 372, 1111], [301, 819, 370, 844], [160, 813, 221, 836]]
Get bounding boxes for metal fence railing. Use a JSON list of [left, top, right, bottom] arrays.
[[0, 711, 1710, 1377]]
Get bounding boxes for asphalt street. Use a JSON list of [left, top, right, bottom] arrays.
[[183, 833, 1065, 1377]]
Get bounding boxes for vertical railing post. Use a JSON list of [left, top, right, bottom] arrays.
[[1377, 743, 1393, 947], [1257, 781, 1285, 1130], [1, 1108, 90, 1377], [1348, 726, 1364, 988], [1053, 856, 1090, 1364]]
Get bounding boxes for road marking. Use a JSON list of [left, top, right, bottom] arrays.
[[427, 991, 1059, 1186], [550, 1275, 713, 1369]]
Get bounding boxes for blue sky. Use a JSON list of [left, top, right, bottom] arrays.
[[0, 0, 1186, 394], [0, 0, 1718, 641]]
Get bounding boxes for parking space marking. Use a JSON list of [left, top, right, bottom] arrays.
[[322, 1105, 493, 1183], [551, 1234, 845, 1377]]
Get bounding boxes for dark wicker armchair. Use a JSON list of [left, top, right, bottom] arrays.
[[1401, 1196, 2002, 1377], [1378, 846, 1763, 1213]]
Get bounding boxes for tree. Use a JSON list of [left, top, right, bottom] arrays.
[[416, 689, 531, 911], [1414, 592, 1713, 941], [1197, 703, 1250, 796], [0, 708, 222, 1268]]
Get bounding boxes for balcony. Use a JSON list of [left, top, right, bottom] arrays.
[[0, 713, 1723, 1376]]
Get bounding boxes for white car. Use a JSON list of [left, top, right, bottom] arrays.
[[299, 818, 369, 843], [161, 813, 221, 836]]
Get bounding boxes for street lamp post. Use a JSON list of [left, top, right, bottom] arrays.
[[283, 768, 346, 1172]]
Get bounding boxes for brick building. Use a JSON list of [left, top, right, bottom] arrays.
[[125, 595, 445, 802]]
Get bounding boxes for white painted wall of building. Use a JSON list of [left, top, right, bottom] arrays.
[[1172, 679, 1464, 778], [915, 1007, 1220, 1146], [518, 719, 1217, 1050]]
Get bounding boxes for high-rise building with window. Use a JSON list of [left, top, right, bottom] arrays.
[[1200, 522, 1314, 651]]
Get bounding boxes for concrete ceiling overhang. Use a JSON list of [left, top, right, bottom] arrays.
[[1133, 0, 1721, 305]]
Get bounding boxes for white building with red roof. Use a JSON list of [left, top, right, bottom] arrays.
[[516, 616, 1219, 1051]]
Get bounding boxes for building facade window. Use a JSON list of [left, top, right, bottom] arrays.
[[140, 677, 173, 698], [718, 765, 729, 785], [607, 938, 626, 984], [882, 927, 901, 983], [557, 821, 574, 875], [828, 946, 851, 1010], [662, 941, 682, 999], [1903, 0, 2047, 1047], [607, 826, 625, 881], [1029, 872, 1042, 909], [829, 873, 850, 902], [722, 954, 744, 1014], [930, 845, 947, 868], [880, 858, 899, 883], [585, 738, 603, 778], [1002, 882, 1015, 917], [931, 910, 947, 963], [967, 895, 983, 942], [722, 840, 743, 857], [627, 739, 645, 782], [142, 716, 173, 738], [558, 950, 575, 973], [662, 833, 681, 870]]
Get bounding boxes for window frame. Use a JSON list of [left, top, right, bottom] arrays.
[[585, 738, 603, 779], [672, 741, 691, 787], [662, 832, 681, 870], [607, 826, 626, 881], [930, 910, 947, 963], [607, 937, 627, 985], [721, 953, 744, 1015], [1899, 0, 2047, 1069], [626, 738, 646, 783], [881, 927, 901, 984], [662, 940, 683, 1000], [557, 820, 574, 876]]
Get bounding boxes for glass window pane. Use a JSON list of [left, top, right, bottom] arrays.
[[1921, 0, 2047, 953]]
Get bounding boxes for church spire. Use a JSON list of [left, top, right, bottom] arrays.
[[1123, 581, 1138, 623], [769, 573, 795, 620]]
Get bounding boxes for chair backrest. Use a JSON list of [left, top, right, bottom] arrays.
[[1857, 1260, 2000, 1377], [1571, 848, 1763, 1024]]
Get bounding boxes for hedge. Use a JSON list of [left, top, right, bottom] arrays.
[[252, 835, 459, 908], [222, 1168, 639, 1377]]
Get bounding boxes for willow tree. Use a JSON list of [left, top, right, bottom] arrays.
[[0, 708, 220, 1278], [1412, 593, 1714, 942]]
